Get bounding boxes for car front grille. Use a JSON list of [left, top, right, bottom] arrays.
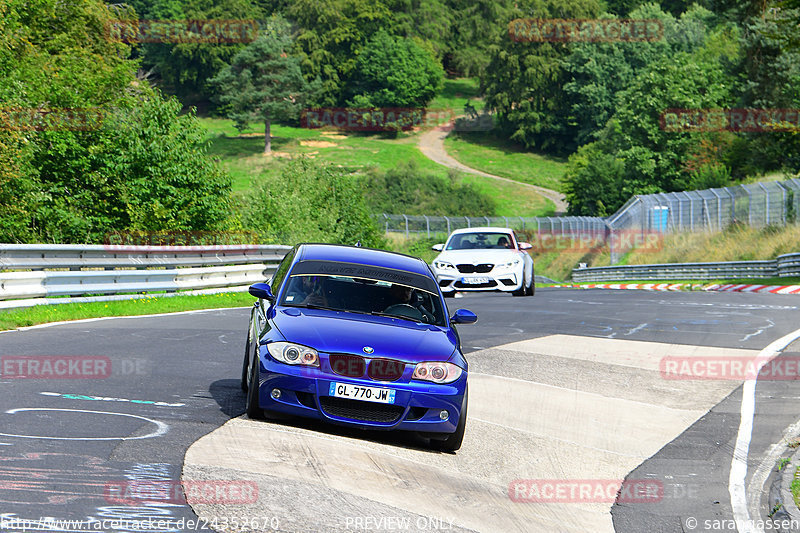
[[367, 358, 405, 381], [329, 354, 366, 377], [319, 396, 404, 423], [456, 263, 494, 274]]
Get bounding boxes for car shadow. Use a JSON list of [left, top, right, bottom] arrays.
[[209, 379, 246, 418]]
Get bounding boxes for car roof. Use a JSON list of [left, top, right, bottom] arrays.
[[448, 227, 515, 235], [295, 243, 431, 276]]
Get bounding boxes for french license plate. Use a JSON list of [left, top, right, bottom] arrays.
[[329, 382, 396, 404], [462, 277, 490, 284]]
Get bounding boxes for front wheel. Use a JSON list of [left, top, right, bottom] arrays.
[[430, 386, 468, 453], [245, 354, 263, 419]]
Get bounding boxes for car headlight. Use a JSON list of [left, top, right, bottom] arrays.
[[267, 342, 319, 367], [499, 259, 521, 269], [411, 362, 463, 384], [434, 261, 456, 271]]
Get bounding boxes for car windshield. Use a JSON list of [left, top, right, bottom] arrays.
[[279, 267, 447, 326], [446, 232, 514, 250]]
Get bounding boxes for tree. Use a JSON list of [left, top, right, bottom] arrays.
[[287, 0, 392, 106], [345, 30, 444, 108], [0, 0, 233, 243], [211, 16, 313, 154], [481, 0, 604, 155], [126, 0, 266, 106]]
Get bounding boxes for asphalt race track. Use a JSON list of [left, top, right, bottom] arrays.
[[3, 289, 800, 532]]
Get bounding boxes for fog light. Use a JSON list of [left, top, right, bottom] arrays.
[[271, 389, 281, 399], [439, 410, 449, 421]]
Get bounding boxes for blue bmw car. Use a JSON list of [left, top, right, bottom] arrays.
[[241, 243, 477, 452]]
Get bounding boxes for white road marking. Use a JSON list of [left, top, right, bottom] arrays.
[[740, 319, 775, 342], [0, 307, 249, 334], [729, 327, 800, 533], [0, 408, 169, 441], [624, 323, 648, 336]]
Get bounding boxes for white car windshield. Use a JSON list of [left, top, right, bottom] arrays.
[[446, 232, 514, 250]]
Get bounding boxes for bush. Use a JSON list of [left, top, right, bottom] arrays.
[[363, 161, 495, 216], [244, 158, 385, 248]]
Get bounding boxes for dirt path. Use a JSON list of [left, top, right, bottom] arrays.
[[418, 125, 568, 214]]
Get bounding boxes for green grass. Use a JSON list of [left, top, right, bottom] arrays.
[[199, 116, 557, 217], [444, 131, 567, 192], [428, 77, 482, 111], [0, 292, 254, 331]]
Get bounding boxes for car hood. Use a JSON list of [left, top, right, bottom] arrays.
[[434, 249, 522, 264], [270, 308, 458, 362]]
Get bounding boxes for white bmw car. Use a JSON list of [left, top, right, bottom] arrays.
[[430, 227, 535, 297]]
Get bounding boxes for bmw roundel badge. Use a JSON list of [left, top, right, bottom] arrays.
[[363, 346, 374, 354]]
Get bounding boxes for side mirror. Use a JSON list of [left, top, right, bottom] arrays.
[[450, 309, 477, 324], [432, 243, 445, 251], [249, 282, 275, 301], [518, 242, 532, 250]]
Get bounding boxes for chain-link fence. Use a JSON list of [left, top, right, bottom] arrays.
[[377, 177, 800, 264], [375, 214, 608, 238], [607, 179, 800, 234]]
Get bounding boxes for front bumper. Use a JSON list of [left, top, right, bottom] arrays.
[[255, 350, 467, 434], [434, 270, 522, 293]]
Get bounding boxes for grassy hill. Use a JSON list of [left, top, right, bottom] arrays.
[[199, 78, 565, 218]]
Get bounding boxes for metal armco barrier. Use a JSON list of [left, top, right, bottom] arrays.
[[0, 244, 291, 304], [571, 253, 800, 282]]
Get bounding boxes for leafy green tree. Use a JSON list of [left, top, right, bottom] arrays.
[[211, 16, 313, 153], [128, 0, 266, 105], [0, 0, 233, 243], [287, 0, 392, 106], [443, 0, 514, 76], [482, 0, 604, 154], [244, 159, 385, 247], [346, 30, 444, 108]]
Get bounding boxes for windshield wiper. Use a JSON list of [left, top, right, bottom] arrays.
[[370, 311, 420, 323], [285, 303, 342, 312]]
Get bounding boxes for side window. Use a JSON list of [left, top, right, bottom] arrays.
[[269, 247, 296, 293]]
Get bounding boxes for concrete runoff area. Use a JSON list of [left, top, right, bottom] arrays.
[[183, 334, 755, 532]]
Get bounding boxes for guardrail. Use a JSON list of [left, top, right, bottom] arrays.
[[0, 244, 291, 305], [571, 253, 800, 282]]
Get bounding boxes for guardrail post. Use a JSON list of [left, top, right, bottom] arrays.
[[423, 215, 430, 238], [403, 214, 409, 238], [465, 216, 470, 228], [444, 216, 451, 235], [383, 213, 389, 234]]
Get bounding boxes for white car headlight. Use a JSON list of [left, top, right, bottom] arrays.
[[267, 342, 319, 367], [499, 258, 521, 269], [412, 362, 463, 384], [434, 261, 456, 271]]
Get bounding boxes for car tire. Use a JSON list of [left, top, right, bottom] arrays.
[[245, 354, 264, 419], [241, 332, 251, 392], [430, 386, 468, 453], [526, 277, 535, 296], [512, 275, 527, 297]]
